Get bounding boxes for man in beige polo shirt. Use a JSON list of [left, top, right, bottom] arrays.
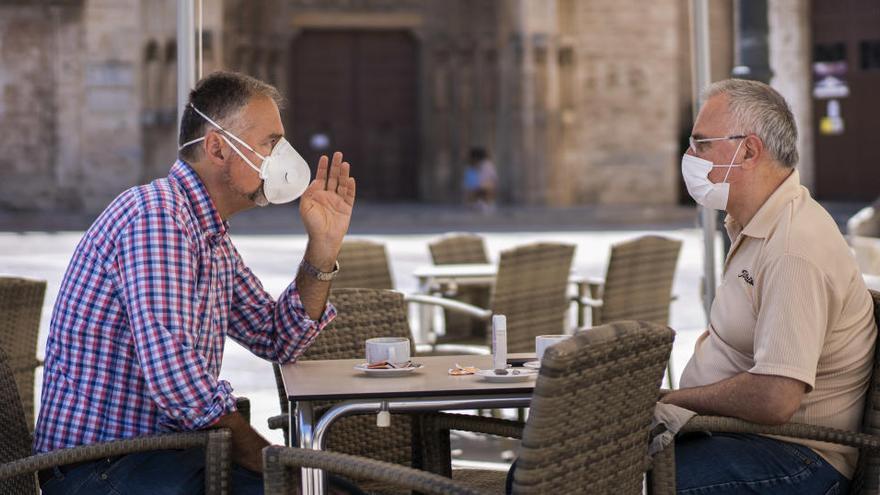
[[662, 79, 877, 494]]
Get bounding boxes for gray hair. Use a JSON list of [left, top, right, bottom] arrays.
[[703, 79, 798, 168], [178, 71, 284, 163]]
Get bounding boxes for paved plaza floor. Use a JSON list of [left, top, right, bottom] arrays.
[[0, 200, 862, 467]]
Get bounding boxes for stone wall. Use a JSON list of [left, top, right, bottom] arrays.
[[0, 0, 142, 213], [548, 0, 686, 205], [0, 3, 82, 210]]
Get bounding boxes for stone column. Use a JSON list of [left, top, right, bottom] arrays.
[[768, 0, 814, 191]]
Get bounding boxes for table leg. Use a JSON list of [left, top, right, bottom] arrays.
[[294, 401, 319, 495]]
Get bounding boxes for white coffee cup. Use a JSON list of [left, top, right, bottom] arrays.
[[535, 334, 570, 362], [366, 337, 411, 365]]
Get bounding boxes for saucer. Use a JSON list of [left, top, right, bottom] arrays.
[[354, 363, 424, 377], [522, 360, 541, 370], [474, 368, 538, 383]]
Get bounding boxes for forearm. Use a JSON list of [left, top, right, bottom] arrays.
[[212, 411, 270, 472], [296, 241, 335, 320], [661, 372, 803, 425]]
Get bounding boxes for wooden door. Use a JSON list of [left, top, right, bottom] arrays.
[[812, 0, 880, 201], [288, 30, 419, 201]]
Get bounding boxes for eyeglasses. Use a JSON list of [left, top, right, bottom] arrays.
[[689, 134, 747, 154]]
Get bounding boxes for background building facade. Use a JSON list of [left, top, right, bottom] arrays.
[[0, 0, 876, 212]]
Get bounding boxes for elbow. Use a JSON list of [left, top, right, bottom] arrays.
[[756, 396, 800, 425]]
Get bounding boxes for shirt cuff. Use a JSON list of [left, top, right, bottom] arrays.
[[158, 379, 237, 431], [277, 281, 336, 363]]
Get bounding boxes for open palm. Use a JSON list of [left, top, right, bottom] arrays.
[[299, 152, 356, 254]]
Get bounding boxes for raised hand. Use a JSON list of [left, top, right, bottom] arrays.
[[299, 151, 356, 269]]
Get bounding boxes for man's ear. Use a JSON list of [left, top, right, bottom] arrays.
[[204, 130, 227, 165], [741, 135, 763, 170]]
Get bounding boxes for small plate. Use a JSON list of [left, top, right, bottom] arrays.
[[475, 369, 538, 383], [354, 363, 424, 377], [522, 360, 540, 370]]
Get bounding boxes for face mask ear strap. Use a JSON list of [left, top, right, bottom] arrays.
[[188, 103, 267, 160], [219, 135, 264, 176], [721, 139, 746, 184]]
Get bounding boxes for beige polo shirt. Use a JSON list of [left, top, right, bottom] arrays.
[[680, 169, 877, 478]]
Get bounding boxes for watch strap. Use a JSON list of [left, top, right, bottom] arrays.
[[300, 259, 339, 281]]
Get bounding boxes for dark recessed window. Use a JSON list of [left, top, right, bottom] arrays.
[[814, 42, 846, 62], [860, 40, 880, 70]]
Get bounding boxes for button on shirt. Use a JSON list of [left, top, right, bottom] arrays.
[[680, 169, 877, 478], [34, 160, 335, 454]]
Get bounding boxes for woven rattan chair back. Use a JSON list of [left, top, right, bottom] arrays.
[[852, 290, 880, 494], [332, 240, 394, 290], [0, 277, 46, 430], [429, 233, 492, 343], [490, 243, 575, 352], [594, 236, 681, 325], [0, 346, 38, 494], [278, 289, 418, 471], [512, 320, 674, 494], [428, 233, 489, 265]]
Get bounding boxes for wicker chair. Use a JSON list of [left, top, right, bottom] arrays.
[[428, 233, 492, 347], [0, 277, 46, 430], [660, 289, 880, 495], [333, 240, 395, 290], [267, 288, 424, 493], [0, 345, 232, 495], [578, 235, 682, 326], [409, 242, 576, 353], [576, 236, 681, 386], [262, 320, 677, 494]]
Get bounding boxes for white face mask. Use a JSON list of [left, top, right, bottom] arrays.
[[179, 104, 311, 205], [681, 139, 744, 211]]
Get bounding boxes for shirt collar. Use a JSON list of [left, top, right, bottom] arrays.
[[726, 168, 802, 240], [168, 160, 228, 236]]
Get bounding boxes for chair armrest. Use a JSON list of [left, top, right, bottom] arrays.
[[235, 397, 251, 424], [426, 412, 525, 440], [0, 429, 231, 492], [262, 446, 486, 495], [680, 416, 880, 451], [417, 413, 524, 477], [405, 294, 493, 320], [268, 414, 289, 432]]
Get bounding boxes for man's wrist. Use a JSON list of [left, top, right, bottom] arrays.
[[304, 242, 339, 271], [300, 259, 339, 282]]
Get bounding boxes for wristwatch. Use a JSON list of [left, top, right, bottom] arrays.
[[300, 259, 340, 281]]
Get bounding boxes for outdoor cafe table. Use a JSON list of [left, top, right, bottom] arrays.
[[280, 353, 536, 494]]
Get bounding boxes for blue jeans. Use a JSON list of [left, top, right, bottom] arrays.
[[40, 448, 263, 495], [676, 433, 849, 494], [40, 447, 366, 495]]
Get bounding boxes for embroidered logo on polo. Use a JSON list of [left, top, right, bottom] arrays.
[[738, 269, 754, 286]]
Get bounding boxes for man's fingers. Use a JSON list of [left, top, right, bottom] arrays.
[[315, 155, 329, 183], [326, 151, 343, 191], [336, 162, 351, 193], [344, 177, 356, 206]]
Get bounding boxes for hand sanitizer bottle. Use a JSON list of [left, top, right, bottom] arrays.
[[492, 314, 507, 372]]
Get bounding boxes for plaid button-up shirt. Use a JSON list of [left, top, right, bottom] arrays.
[[34, 160, 334, 453]]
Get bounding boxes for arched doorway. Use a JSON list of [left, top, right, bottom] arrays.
[[288, 30, 419, 201]]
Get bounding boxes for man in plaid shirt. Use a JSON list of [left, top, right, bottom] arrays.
[[35, 72, 358, 494]]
